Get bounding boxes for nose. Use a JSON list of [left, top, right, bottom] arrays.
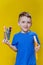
[[25, 22, 28, 25], [24, 22, 28, 27]]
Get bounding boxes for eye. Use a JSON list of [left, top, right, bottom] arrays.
[[22, 21, 25, 23], [27, 21, 31, 24]]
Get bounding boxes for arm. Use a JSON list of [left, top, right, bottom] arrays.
[[3, 40, 18, 52], [34, 36, 40, 52]]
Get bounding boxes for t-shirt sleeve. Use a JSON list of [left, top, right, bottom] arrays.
[[34, 33, 40, 45], [11, 34, 18, 49]]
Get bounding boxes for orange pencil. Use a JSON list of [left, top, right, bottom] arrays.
[[34, 36, 38, 60]]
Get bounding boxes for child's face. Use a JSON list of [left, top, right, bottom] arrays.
[[18, 16, 32, 32]]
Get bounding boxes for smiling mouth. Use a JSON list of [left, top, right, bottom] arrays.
[[24, 27, 28, 28]]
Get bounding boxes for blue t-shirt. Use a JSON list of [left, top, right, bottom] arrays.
[[12, 31, 40, 65]]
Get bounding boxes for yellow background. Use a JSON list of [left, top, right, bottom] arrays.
[[0, 0, 43, 65]]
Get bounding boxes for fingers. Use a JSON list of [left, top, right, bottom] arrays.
[[35, 45, 40, 52]]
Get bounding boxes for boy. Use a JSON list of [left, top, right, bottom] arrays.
[[3, 12, 40, 65]]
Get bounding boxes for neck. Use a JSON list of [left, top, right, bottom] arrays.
[[21, 30, 30, 33]]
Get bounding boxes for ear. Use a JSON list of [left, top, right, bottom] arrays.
[[18, 22, 20, 26], [31, 22, 32, 26], [31, 19, 32, 26]]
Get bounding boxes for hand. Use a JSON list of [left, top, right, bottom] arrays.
[[2, 39, 9, 45], [35, 45, 40, 52]]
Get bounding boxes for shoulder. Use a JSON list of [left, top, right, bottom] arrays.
[[13, 32, 21, 38], [30, 31, 37, 36]]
